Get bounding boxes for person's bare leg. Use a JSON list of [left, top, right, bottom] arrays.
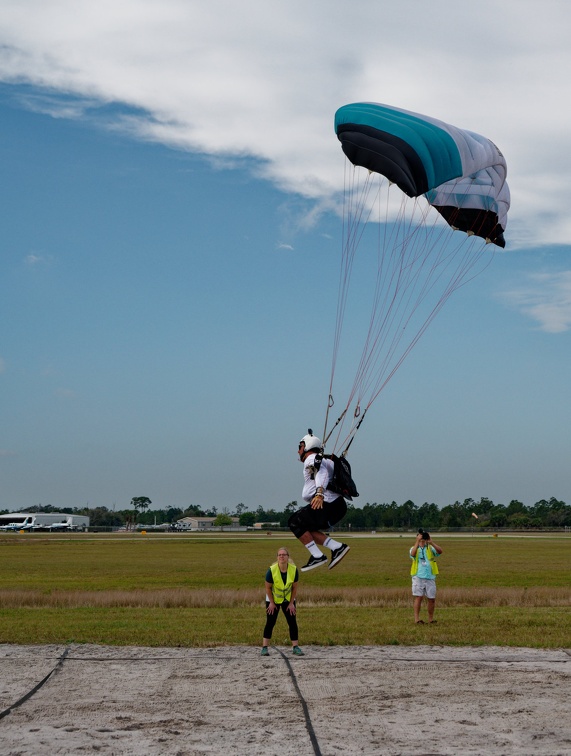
[[299, 531, 326, 545], [427, 598, 436, 623], [414, 595, 423, 623]]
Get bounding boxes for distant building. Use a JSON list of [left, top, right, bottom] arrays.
[[253, 522, 281, 529], [175, 516, 240, 530]]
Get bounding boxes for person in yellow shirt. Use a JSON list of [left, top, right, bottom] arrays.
[[409, 530, 443, 624], [261, 548, 304, 656]]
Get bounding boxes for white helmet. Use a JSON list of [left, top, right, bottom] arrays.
[[299, 430, 322, 453]]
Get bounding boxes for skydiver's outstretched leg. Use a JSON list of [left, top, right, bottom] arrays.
[[289, 506, 349, 572]]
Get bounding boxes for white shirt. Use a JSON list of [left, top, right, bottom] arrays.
[[302, 453, 338, 503]]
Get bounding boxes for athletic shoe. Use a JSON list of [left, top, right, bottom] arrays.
[[292, 646, 304, 656], [261, 647, 269, 656], [329, 543, 350, 570], [300, 554, 328, 572]]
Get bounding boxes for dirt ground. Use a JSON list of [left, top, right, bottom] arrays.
[[0, 644, 569, 755]]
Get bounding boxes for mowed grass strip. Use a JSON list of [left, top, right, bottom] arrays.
[[1, 534, 569, 589], [0, 534, 569, 647], [0, 607, 568, 648]]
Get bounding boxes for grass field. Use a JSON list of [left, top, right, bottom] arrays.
[[0, 532, 569, 648]]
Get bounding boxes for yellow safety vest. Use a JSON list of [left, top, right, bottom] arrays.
[[410, 546, 439, 576], [269, 561, 297, 603]]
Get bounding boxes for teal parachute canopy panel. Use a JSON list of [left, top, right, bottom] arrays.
[[335, 102, 509, 247]]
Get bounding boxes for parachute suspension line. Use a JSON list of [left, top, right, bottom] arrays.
[[330, 180, 429, 450], [323, 160, 380, 448], [323, 406, 347, 449], [328, 169, 497, 455], [324, 159, 358, 445], [348, 186, 414, 405], [322, 393, 335, 451], [326, 171, 396, 452], [330, 189, 395, 447], [360, 192, 494, 413]]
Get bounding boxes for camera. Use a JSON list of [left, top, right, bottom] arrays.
[[420, 531, 430, 540]]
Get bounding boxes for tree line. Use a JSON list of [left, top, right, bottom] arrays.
[[3, 496, 569, 529]]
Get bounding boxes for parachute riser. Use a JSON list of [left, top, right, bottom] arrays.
[[323, 406, 347, 449], [341, 406, 368, 457]]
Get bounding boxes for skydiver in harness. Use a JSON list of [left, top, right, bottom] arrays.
[[288, 431, 350, 572]]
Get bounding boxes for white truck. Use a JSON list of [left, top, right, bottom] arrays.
[[0, 513, 90, 531]]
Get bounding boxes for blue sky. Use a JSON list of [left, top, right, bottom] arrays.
[[1, 1, 570, 513]]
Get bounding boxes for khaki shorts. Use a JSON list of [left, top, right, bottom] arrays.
[[412, 576, 437, 599]]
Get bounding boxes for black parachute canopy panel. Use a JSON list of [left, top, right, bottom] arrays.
[[432, 206, 506, 248], [336, 124, 429, 197]]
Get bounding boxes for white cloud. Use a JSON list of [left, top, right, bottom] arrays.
[[15, 91, 99, 120], [1, 0, 571, 247], [501, 271, 571, 333], [55, 387, 78, 399], [24, 253, 43, 266], [24, 252, 53, 268]]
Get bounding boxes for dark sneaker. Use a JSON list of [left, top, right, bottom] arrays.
[[329, 543, 350, 570], [300, 554, 328, 572], [261, 646, 269, 656], [292, 646, 304, 656]]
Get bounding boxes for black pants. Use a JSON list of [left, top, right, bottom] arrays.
[[263, 600, 298, 641]]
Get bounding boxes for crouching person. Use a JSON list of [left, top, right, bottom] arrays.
[[261, 548, 304, 656]]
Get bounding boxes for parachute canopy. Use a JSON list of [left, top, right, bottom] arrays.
[[321, 103, 510, 455], [335, 102, 509, 247]]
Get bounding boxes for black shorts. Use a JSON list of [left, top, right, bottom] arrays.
[[288, 496, 347, 537]]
